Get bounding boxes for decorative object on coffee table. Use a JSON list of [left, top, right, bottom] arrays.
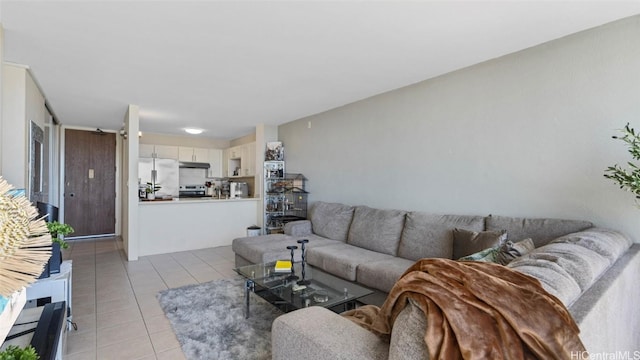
[[297, 239, 309, 285], [285, 245, 298, 281]]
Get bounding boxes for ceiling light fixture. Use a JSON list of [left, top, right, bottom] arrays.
[[184, 128, 203, 135]]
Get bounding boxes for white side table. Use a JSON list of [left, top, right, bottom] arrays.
[[25, 261, 72, 330]]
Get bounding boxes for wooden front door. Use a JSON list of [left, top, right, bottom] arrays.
[[64, 129, 116, 237]]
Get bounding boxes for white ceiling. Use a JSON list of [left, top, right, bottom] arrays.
[[2, 1, 640, 140]]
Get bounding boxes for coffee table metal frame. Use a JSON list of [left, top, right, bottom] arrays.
[[235, 262, 373, 318]]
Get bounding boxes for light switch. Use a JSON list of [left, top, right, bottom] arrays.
[[89, 169, 94, 179]]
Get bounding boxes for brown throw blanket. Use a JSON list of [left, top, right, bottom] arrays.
[[342, 258, 585, 359]]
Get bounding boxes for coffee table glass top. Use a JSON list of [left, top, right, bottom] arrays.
[[235, 262, 373, 310]]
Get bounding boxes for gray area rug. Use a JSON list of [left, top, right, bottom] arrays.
[[157, 278, 283, 360]]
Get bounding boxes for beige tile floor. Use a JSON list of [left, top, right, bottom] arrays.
[[63, 236, 238, 360]]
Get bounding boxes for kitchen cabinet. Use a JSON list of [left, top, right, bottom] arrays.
[[244, 142, 256, 176], [226, 142, 256, 177], [155, 145, 179, 159], [179, 147, 209, 163], [208, 149, 223, 178], [228, 146, 242, 160], [222, 149, 229, 178], [139, 144, 179, 159], [139, 144, 155, 158]]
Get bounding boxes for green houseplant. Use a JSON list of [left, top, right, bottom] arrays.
[[0, 345, 39, 360], [604, 123, 640, 202], [145, 182, 161, 199], [46, 221, 74, 249], [39, 221, 74, 278]]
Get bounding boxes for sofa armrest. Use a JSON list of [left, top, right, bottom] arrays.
[[284, 220, 312, 236], [272, 307, 389, 360]]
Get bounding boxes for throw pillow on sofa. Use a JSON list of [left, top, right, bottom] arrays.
[[452, 228, 507, 259], [459, 238, 535, 265]]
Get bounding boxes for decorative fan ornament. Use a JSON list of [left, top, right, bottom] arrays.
[[0, 177, 51, 297]]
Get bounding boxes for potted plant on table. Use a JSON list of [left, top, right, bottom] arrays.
[[145, 182, 161, 200], [604, 123, 640, 204], [0, 345, 39, 360], [40, 221, 74, 278]]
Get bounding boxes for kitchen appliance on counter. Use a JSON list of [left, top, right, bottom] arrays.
[[230, 182, 248, 198], [179, 184, 206, 198]]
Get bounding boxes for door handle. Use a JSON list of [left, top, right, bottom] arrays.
[[69, 193, 75, 197]]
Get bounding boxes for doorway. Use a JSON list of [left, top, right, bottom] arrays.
[[64, 129, 116, 237]]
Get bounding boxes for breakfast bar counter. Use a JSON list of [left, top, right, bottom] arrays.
[[138, 197, 260, 256]]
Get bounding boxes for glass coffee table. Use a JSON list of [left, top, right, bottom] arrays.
[[235, 262, 373, 318]]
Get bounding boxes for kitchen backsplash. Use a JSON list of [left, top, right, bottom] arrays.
[[179, 168, 207, 186]]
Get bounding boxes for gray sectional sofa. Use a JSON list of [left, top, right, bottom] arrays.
[[231, 201, 640, 358]]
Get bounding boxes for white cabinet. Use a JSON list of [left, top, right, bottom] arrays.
[[178, 147, 194, 162], [226, 142, 256, 177], [179, 147, 209, 162], [208, 149, 223, 178], [140, 144, 178, 159], [139, 144, 155, 158], [26, 261, 73, 330], [193, 148, 209, 162], [228, 146, 242, 160], [222, 149, 229, 178], [155, 145, 179, 159], [243, 142, 256, 176]]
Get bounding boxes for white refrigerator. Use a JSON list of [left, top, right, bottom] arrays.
[[138, 158, 179, 197]]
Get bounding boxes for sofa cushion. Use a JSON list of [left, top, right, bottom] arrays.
[[307, 243, 395, 281], [309, 202, 355, 242], [507, 259, 582, 306], [550, 228, 632, 263], [347, 206, 406, 256], [389, 299, 429, 360], [485, 215, 593, 247], [232, 234, 340, 264], [357, 257, 416, 293], [232, 234, 295, 264], [284, 220, 312, 237], [452, 229, 507, 259], [508, 228, 632, 307], [514, 243, 609, 291], [398, 212, 484, 260]]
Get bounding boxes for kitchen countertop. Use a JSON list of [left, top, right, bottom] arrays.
[[139, 196, 260, 204]]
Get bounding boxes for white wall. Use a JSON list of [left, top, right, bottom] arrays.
[[1, 65, 26, 188], [25, 70, 45, 131], [279, 15, 640, 242], [140, 132, 230, 149], [123, 105, 140, 261]]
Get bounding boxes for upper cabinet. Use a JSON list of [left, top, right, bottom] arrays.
[[225, 142, 256, 177], [208, 149, 223, 178], [245, 142, 256, 177], [228, 146, 242, 160], [178, 147, 209, 163], [140, 144, 179, 159], [155, 145, 179, 159], [139, 141, 254, 178]]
